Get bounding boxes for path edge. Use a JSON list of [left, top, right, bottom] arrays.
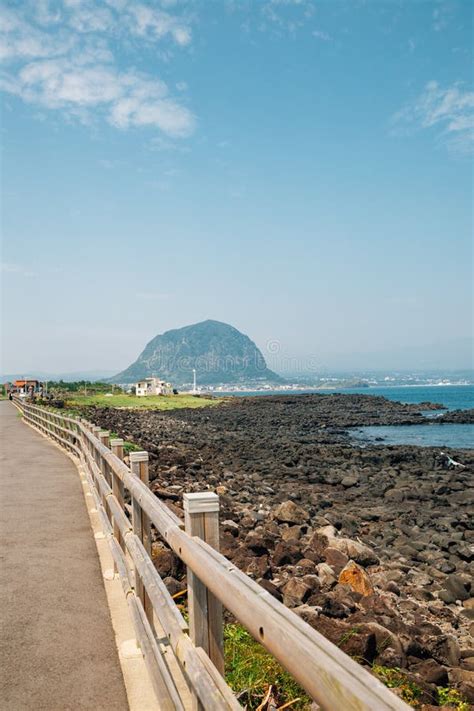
[[16, 407, 159, 711]]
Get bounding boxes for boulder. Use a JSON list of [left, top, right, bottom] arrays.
[[281, 525, 303, 541], [316, 562, 337, 590], [341, 473, 359, 488], [340, 539, 379, 567], [323, 547, 349, 571], [447, 668, 474, 703], [338, 561, 374, 597], [152, 547, 179, 577], [320, 587, 358, 619], [282, 578, 312, 607], [246, 555, 271, 579], [163, 576, 184, 597], [244, 530, 269, 555], [222, 520, 239, 536], [410, 659, 449, 685], [312, 616, 377, 662], [308, 527, 378, 567], [273, 500, 309, 525], [258, 578, 283, 602], [272, 541, 303, 566], [425, 634, 461, 667], [360, 622, 405, 667], [442, 574, 471, 602], [293, 604, 320, 628]]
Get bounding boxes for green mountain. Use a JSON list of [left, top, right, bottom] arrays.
[[110, 320, 284, 386]]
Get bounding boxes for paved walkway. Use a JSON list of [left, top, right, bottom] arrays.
[[0, 401, 129, 711]]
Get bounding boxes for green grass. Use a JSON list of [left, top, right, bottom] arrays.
[[437, 687, 470, 710], [224, 623, 311, 710], [372, 666, 469, 709], [372, 665, 423, 707], [63, 393, 222, 410], [108, 431, 141, 454]]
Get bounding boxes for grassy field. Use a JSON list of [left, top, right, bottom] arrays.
[[64, 392, 222, 410]]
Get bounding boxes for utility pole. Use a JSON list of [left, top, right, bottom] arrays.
[[192, 369, 197, 394]]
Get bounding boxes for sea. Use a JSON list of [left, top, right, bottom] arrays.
[[220, 384, 474, 449]]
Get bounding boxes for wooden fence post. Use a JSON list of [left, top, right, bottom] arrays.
[[130, 451, 152, 625], [98, 431, 112, 521], [184, 491, 224, 704], [91, 426, 102, 481], [99, 430, 110, 449], [110, 438, 125, 568]]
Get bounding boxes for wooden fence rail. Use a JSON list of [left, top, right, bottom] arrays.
[[13, 396, 410, 711]]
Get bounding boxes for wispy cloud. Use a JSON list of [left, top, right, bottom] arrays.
[[127, 4, 191, 46], [0, 1, 195, 137], [432, 5, 451, 32], [391, 81, 474, 156], [231, 0, 316, 36], [149, 136, 191, 152], [1, 262, 36, 277], [312, 29, 331, 42]]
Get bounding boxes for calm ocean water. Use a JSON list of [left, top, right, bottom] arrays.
[[220, 384, 474, 448], [222, 384, 473, 410], [352, 423, 473, 449]]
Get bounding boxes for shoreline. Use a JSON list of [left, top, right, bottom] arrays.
[[211, 382, 474, 394]]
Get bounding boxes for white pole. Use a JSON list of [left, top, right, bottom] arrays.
[[193, 369, 197, 394]]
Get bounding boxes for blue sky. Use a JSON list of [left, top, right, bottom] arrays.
[[1, 0, 472, 375]]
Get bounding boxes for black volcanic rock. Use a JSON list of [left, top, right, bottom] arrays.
[[82, 394, 473, 680], [110, 319, 284, 386]]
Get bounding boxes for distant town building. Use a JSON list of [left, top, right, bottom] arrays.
[[135, 377, 172, 396], [9, 379, 42, 397]]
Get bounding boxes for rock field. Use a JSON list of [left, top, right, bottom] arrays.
[[84, 394, 474, 706]]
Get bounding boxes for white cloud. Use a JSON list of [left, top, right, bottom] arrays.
[[0, 6, 74, 61], [33, 0, 63, 26], [0, 1, 195, 138], [68, 5, 114, 33], [392, 81, 474, 155], [126, 4, 191, 46], [2, 57, 195, 135]]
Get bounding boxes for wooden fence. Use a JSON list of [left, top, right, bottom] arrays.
[[13, 397, 411, 711]]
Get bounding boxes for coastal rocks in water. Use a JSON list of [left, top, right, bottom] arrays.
[[439, 408, 474, 424], [338, 561, 374, 596]]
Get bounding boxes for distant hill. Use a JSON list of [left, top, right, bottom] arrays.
[[110, 320, 284, 386]]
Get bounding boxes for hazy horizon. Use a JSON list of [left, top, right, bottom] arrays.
[[1, 1, 472, 375], [1, 321, 472, 378]]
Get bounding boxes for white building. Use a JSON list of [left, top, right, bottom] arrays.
[[135, 377, 173, 396]]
